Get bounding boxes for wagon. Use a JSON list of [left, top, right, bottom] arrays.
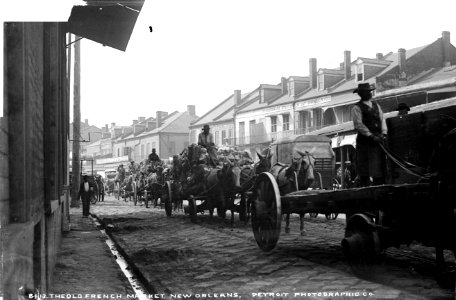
[[164, 157, 242, 224], [267, 135, 339, 228], [250, 103, 456, 275]]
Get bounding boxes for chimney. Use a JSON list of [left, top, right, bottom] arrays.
[[156, 111, 167, 128], [133, 124, 146, 135], [442, 31, 451, 67], [138, 117, 146, 123], [111, 122, 116, 128], [344, 50, 351, 80], [146, 121, 156, 131], [309, 58, 317, 89], [187, 105, 196, 117], [234, 90, 242, 106], [339, 62, 344, 70], [133, 120, 138, 125], [376, 53, 383, 60], [85, 119, 88, 125], [281, 77, 288, 94], [398, 48, 406, 75]]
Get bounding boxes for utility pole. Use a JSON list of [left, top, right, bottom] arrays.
[[71, 35, 81, 207]]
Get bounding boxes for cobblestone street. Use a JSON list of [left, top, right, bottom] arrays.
[[86, 196, 455, 300]]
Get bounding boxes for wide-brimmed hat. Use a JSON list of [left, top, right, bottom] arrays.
[[353, 83, 376, 93], [397, 102, 410, 111], [202, 124, 210, 130]]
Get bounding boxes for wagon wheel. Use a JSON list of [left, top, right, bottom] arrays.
[[188, 196, 197, 223], [251, 172, 282, 252], [342, 213, 381, 262], [325, 213, 339, 220], [309, 212, 318, 218], [133, 182, 138, 206], [163, 181, 173, 217]]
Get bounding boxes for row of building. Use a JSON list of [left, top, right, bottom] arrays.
[[81, 31, 456, 172]]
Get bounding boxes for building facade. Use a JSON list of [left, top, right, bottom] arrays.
[[192, 31, 456, 155]]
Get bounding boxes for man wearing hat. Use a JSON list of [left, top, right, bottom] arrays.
[[198, 124, 217, 166], [78, 175, 95, 217], [148, 148, 160, 163], [351, 83, 388, 187], [397, 102, 410, 116]]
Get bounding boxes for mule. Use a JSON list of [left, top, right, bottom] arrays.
[[269, 150, 316, 236]]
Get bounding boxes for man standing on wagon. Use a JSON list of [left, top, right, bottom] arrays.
[[351, 83, 387, 187]]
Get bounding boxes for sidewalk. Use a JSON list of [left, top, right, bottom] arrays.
[[48, 206, 134, 299]]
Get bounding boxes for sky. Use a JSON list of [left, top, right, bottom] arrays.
[[1, 0, 456, 128]]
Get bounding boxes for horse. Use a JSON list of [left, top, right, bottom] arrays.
[[95, 176, 105, 202], [237, 151, 273, 223], [204, 160, 242, 224], [269, 149, 316, 236]]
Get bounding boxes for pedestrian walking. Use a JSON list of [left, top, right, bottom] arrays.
[[79, 175, 94, 217], [351, 83, 388, 187]]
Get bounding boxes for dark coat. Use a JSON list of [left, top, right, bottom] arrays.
[[79, 181, 95, 200]]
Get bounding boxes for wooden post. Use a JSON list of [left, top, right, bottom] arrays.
[[70, 35, 81, 207]]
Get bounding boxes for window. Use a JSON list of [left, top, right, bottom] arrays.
[[146, 143, 151, 155], [152, 142, 156, 149], [282, 114, 290, 131], [239, 122, 245, 145], [215, 131, 220, 145], [221, 130, 226, 145], [249, 120, 256, 139], [117, 148, 120, 157], [271, 116, 277, 133], [141, 144, 145, 159], [228, 129, 233, 145], [168, 141, 175, 156]]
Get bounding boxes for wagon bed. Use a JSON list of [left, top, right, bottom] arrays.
[[280, 183, 430, 215], [251, 172, 434, 253]]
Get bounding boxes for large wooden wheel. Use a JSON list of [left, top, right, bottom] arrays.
[[251, 172, 282, 252], [342, 213, 381, 262], [163, 181, 173, 217]]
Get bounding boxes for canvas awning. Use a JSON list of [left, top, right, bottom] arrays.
[[67, 1, 144, 51]]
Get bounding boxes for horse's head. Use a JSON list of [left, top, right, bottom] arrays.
[[221, 160, 242, 192], [295, 149, 316, 189], [255, 151, 272, 174]]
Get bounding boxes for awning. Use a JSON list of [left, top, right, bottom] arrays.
[[427, 87, 456, 94], [67, 1, 144, 51], [321, 93, 359, 110]]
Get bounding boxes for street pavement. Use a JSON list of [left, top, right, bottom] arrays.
[[84, 196, 455, 300], [48, 208, 134, 299]]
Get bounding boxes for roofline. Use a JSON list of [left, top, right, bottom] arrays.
[[190, 93, 234, 125], [190, 118, 234, 129]]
